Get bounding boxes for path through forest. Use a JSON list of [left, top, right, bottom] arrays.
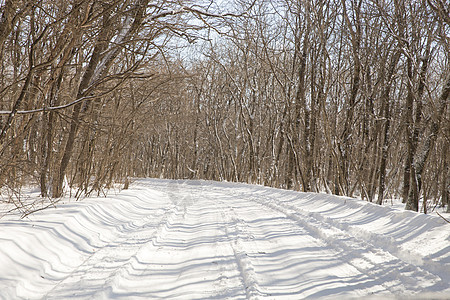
[[0, 179, 449, 299]]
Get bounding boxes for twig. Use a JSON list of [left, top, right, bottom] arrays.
[[21, 198, 61, 219]]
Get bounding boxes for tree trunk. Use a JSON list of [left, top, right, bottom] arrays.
[[377, 50, 401, 205], [405, 75, 449, 210]]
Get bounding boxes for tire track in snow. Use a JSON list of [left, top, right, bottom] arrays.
[[146, 181, 261, 299], [165, 182, 256, 299], [219, 203, 261, 300], [302, 202, 450, 282], [214, 192, 401, 297], [242, 193, 445, 294]]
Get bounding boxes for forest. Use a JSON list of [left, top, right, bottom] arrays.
[[0, 0, 448, 215]]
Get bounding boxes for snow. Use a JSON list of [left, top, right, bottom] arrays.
[[0, 178, 449, 299]]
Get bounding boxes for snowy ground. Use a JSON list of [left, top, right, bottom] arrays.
[[0, 179, 449, 299]]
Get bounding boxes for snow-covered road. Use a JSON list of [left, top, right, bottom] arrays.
[[0, 179, 449, 299]]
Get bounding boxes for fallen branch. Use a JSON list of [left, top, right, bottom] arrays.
[[436, 211, 450, 224]]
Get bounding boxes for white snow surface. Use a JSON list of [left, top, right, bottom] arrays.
[[0, 178, 449, 299]]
